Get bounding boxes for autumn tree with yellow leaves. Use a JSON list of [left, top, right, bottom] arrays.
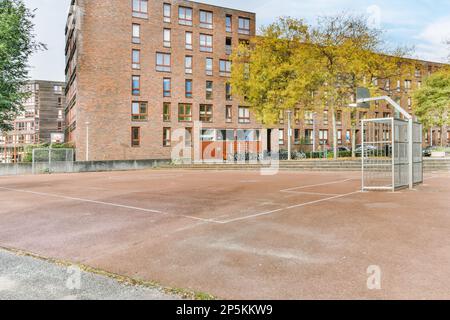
[[231, 14, 413, 158]]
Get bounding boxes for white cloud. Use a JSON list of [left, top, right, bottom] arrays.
[[415, 17, 450, 63]]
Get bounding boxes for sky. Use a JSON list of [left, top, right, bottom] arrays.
[[24, 0, 450, 81]]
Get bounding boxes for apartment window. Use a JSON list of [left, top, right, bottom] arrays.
[[337, 130, 342, 145], [131, 101, 148, 121], [163, 28, 171, 47], [219, 60, 231, 76], [415, 68, 421, 77], [226, 15, 232, 32], [278, 129, 285, 145], [163, 102, 171, 122], [163, 3, 171, 23], [206, 81, 213, 100], [131, 127, 141, 147], [397, 80, 401, 92], [163, 127, 171, 147], [408, 97, 412, 109], [279, 110, 284, 124], [336, 110, 342, 126], [226, 82, 232, 100], [58, 97, 63, 107], [319, 130, 328, 145], [205, 58, 213, 76], [163, 78, 171, 97], [346, 130, 351, 143], [294, 108, 300, 124], [132, 76, 140, 95], [178, 103, 192, 122], [200, 34, 213, 52], [323, 110, 328, 125], [305, 129, 313, 144], [238, 17, 250, 34], [185, 56, 193, 74], [132, 24, 141, 43], [179, 7, 193, 26], [294, 129, 301, 145], [225, 37, 232, 55], [199, 10, 213, 29], [185, 79, 193, 98], [238, 107, 250, 124], [132, 0, 148, 19], [199, 104, 213, 123], [156, 53, 171, 72], [384, 79, 390, 91], [132, 49, 140, 69], [226, 105, 232, 123], [372, 77, 378, 86], [404, 80, 412, 90], [305, 111, 314, 125], [417, 81, 422, 88], [185, 31, 193, 50], [53, 85, 63, 94]]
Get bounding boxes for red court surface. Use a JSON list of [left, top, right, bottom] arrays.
[[0, 169, 449, 299]]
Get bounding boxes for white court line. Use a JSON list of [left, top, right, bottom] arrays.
[[280, 178, 354, 192], [281, 190, 341, 196], [218, 190, 361, 224], [0, 186, 221, 224], [0, 186, 165, 214]]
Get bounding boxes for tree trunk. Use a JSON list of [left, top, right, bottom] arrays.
[[332, 109, 338, 159]]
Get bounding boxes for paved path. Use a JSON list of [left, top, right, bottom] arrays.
[[0, 249, 179, 300]]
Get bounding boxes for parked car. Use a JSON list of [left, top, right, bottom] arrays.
[[354, 144, 378, 156], [423, 146, 433, 157], [337, 146, 351, 152]]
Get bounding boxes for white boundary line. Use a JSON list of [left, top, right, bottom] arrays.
[[281, 190, 342, 196], [0, 186, 165, 214], [280, 178, 354, 192], [0, 186, 221, 224], [218, 191, 361, 224]]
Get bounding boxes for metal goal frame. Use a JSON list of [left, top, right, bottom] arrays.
[[357, 96, 423, 192], [32, 148, 74, 174]]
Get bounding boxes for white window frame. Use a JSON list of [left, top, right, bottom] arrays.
[[163, 28, 171, 47], [200, 34, 213, 52]]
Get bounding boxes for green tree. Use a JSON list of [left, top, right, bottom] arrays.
[[0, 0, 45, 131], [231, 18, 320, 125], [413, 69, 450, 146], [305, 14, 412, 158]]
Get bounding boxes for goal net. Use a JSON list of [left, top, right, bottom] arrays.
[[361, 118, 423, 191], [32, 148, 74, 174]]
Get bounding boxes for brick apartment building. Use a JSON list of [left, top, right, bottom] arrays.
[[65, 0, 448, 162], [0, 80, 66, 163]]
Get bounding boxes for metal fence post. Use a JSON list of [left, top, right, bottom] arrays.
[[48, 148, 52, 173], [408, 119, 413, 190], [392, 118, 395, 192]]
